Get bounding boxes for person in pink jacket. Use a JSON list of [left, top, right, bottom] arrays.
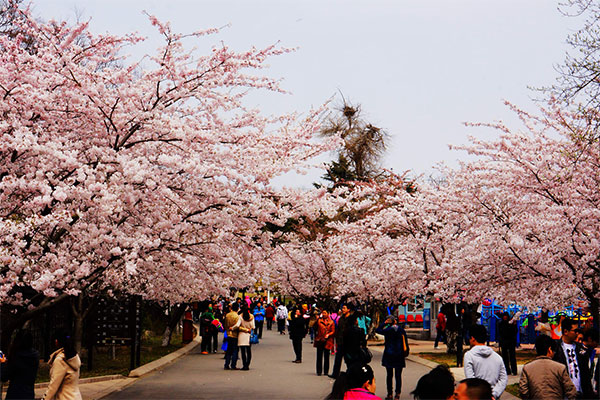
[[326, 363, 381, 400]]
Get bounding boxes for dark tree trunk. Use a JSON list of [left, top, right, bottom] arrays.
[[161, 304, 187, 347]]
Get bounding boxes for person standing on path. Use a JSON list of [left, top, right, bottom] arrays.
[[518, 334, 576, 400], [43, 331, 82, 400], [463, 324, 507, 399], [1, 329, 39, 400], [223, 302, 241, 370], [497, 311, 518, 375], [375, 315, 409, 400], [434, 309, 446, 349], [265, 303, 275, 331], [330, 304, 352, 378], [236, 306, 255, 370], [200, 304, 216, 354], [552, 318, 594, 399], [314, 309, 336, 376], [344, 313, 367, 368], [252, 302, 265, 339], [276, 302, 288, 335], [289, 308, 307, 363]]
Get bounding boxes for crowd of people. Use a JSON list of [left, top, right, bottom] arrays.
[[1, 295, 598, 400]]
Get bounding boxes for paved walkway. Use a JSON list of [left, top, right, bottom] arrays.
[[27, 332, 521, 399], [102, 329, 431, 400]]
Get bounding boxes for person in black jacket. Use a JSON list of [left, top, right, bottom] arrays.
[[552, 318, 594, 399], [497, 312, 518, 375], [343, 313, 367, 368], [1, 329, 39, 400], [376, 315, 410, 400], [289, 308, 307, 363]]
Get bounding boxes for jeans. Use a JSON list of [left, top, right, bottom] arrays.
[[201, 333, 212, 352], [266, 318, 273, 330], [224, 336, 239, 368], [240, 345, 252, 368], [331, 345, 344, 378], [211, 331, 218, 352], [277, 318, 286, 333], [255, 320, 264, 339], [292, 337, 303, 361], [501, 344, 517, 374], [386, 367, 403, 396], [315, 344, 330, 375], [434, 328, 445, 347]]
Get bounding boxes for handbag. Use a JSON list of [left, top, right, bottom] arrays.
[[250, 331, 259, 344], [359, 346, 373, 364]]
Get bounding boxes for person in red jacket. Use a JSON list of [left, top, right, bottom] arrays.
[[265, 304, 275, 331], [314, 309, 336, 376], [435, 310, 446, 349]]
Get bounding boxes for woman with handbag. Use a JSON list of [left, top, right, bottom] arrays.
[[236, 306, 255, 370], [314, 309, 336, 376], [375, 315, 410, 400], [344, 313, 369, 368]]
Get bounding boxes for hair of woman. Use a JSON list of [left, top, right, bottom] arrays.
[[325, 363, 374, 400]]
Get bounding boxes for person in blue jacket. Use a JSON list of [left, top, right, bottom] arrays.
[[376, 315, 409, 400], [252, 302, 266, 339]]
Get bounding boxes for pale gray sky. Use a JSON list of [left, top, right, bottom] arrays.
[[32, 0, 576, 187]]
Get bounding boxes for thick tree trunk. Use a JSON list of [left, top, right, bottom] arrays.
[[70, 293, 96, 355], [161, 304, 186, 347]]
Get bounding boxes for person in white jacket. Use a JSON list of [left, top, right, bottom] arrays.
[[463, 324, 507, 399], [236, 306, 255, 370]]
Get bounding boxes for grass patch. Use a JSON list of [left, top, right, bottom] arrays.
[[505, 383, 520, 398], [36, 334, 185, 383], [417, 348, 537, 368]]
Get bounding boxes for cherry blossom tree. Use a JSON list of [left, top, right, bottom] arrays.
[[0, 4, 338, 348], [441, 102, 600, 317]]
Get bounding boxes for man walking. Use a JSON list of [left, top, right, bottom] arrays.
[[329, 304, 351, 379], [223, 303, 240, 370], [463, 324, 507, 399], [552, 318, 594, 399], [253, 302, 265, 339], [497, 312, 518, 375], [276, 302, 288, 335], [519, 334, 576, 399]]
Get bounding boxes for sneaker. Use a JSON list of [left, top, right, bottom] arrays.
[[293, 360, 302, 363], [201, 351, 209, 355], [231, 366, 239, 370], [385, 395, 393, 400], [241, 367, 249, 370], [434, 346, 439, 349], [224, 366, 230, 370]]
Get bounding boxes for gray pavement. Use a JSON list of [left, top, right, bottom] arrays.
[[102, 329, 432, 400]]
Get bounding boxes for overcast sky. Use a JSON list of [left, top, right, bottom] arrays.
[[31, 0, 577, 188]]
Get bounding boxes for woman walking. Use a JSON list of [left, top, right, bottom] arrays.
[[376, 315, 409, 400], [44, 331, 82, 400], [236, 306, 255, 370], [289, 308, 307, 363], [314, 309, 335, 376]]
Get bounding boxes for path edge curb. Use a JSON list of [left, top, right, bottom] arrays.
[[128, 332, 201, 377]]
